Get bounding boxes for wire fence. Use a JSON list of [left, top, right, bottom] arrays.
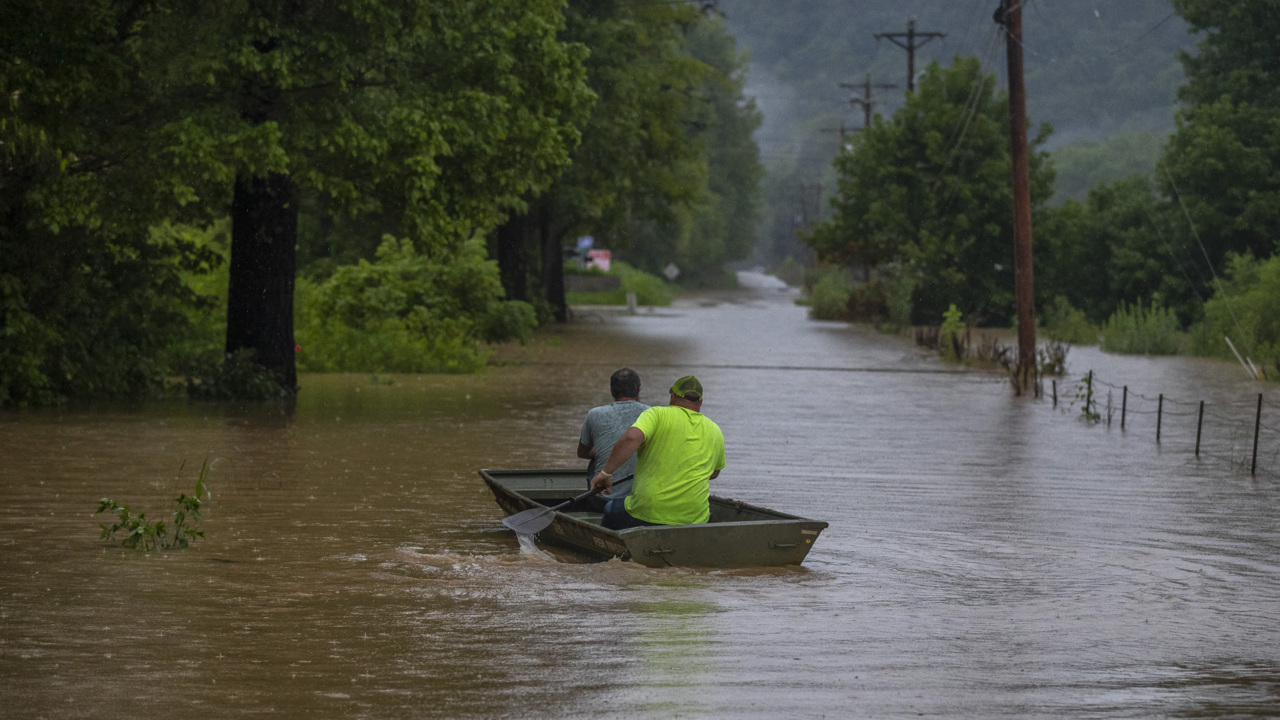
[[1046, 371, 1280, 482]]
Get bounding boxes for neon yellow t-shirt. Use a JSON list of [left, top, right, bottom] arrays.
[[624, 406, 726, 525]]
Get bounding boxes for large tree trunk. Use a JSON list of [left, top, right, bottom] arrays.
[[226, 171, 298, 392], [538, 203, 568, 323], [495, 211, 530, 302]]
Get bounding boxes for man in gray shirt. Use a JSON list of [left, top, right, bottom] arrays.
[[578, 368, 648, 511]]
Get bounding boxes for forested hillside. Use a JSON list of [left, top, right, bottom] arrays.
[[718, 0, 1198, 262]]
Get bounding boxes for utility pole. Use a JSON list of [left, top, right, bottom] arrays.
[[874, 19, 945, 92], [996, 0, 1036, 396], [797, 183, 822, 230], [819, 121, 851, 148], [840, 74, 897, 130]]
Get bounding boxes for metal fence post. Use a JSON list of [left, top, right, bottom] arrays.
[[1252, 394, 1263, 476], [1157, 394, 1163, 443], [1195, 400, 1204, 457]]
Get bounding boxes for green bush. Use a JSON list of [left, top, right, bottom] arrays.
[[806, 266, 854, 320], [1190, 253, 1280, 378], [295, 236, 535, 373], [939, 304, 964, 361], [186, 349, 291, 400], [884, 270, 915, 332], [1040, 296, 1098, 345], [1101, 300, 1180, 355]]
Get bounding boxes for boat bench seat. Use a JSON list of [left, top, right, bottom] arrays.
[[563, 511, 604, 525]]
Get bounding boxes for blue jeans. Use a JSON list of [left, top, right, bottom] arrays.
[[600, 498, 659, 531]]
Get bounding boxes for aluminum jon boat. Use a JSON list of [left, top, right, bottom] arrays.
[[480, 468, 828, 568]]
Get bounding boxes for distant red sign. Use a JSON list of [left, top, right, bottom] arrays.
[[587, 249, 611, 272]]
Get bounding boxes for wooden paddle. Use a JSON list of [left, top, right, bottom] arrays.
[[502, 486, 605, 535]]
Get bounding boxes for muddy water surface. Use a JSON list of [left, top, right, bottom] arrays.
[[2, 273, 1279, 718]]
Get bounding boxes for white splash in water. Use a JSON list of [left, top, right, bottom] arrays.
[[516, 532, 554, 560]]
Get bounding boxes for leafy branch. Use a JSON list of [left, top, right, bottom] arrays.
[[97, 457, 214, 550]]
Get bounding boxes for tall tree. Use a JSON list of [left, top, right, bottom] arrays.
[[806, 58, 1054, 325], [0, 0, 217, 405], [1163, 0, 1280, 268], [493, 0, 707, 321], [626, 17, 765, 287], [2, 0, 592, 403], [164, 0, 592, 389]]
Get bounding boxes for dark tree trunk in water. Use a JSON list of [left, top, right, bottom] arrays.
[[496, 212, 530, 302], [538, 203, 568, 323], [226, 172, 298, 392]]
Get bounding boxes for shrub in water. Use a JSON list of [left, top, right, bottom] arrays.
[[1041, 296, 1098, 345], [1190, 253, 1280, 379], [807, 266, 854, 320], [1101, 300, 1180, 355], [938, 304, 965, 361], [295, 237, 534, 373]]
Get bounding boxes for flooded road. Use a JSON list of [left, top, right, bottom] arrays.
[[2, 273, 1279, 718]]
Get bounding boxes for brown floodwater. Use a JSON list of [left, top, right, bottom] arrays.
[[2, 272, 1279, 718]]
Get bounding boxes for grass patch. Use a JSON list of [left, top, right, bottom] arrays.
[[565, 261, 673, 306]]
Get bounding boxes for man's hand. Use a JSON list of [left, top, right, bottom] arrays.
[[590, 471, 614, 494]]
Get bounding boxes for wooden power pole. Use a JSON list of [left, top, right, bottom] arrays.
[[840, 74, 897, 130], [996, 0, 1036, 395], [874, 19, 945, 92]]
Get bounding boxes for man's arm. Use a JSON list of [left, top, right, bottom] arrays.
[[709, 469, 720, 480], [577, 442, 593, 459], [589, 427, 645, 492]]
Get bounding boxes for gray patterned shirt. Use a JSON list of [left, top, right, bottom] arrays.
[[579, 399, 649, 500]]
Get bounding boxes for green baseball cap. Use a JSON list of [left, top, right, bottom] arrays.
[[669, 375, 703, 402]]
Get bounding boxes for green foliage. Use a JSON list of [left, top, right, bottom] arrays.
[[1072, 374, 1102, 423], [2, 0, 593, 405], [1190, 253, 1280, 378], [1051, 131, 1166, 204], [1037, 177, 1204, 327], [97, 458, 212, 551], [884, 271, 916, 332], [1163, 1, 1280, 266], [624, 16, 765, 286], [295, 237, 532, 373], [1101, 301, 1181, 355], [565, 262, 673, 307], [186, 349, 291, 401], [938, 304, 965, 362], [806, 58, 1055, 325], [805, 266, 854, 321], [1040, 296, 1098, 345]]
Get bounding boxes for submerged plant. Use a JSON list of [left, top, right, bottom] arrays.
[[97, 458, 213, 550], [938, 304, 965, 361]]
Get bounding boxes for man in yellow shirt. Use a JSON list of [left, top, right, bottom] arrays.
[[589, 375, 726, 530]]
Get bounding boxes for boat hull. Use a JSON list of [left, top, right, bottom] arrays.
[[480, 469, 827, 568]]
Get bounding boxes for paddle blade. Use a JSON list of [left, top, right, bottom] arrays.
[[502, 506, 557, 534]]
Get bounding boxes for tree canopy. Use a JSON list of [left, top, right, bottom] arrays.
[[806, 58, 1054, 325], [1, 0, 593, 404]]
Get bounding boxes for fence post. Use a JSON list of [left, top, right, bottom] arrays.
[[1252, 393, 1263, 476], [1157, 393, 1164, 443], [1121, 385, 1128, 431], [1195, 400, 1204, 457], [1087, 371, 1094, 418], [1052, 380, 1057, 408]]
